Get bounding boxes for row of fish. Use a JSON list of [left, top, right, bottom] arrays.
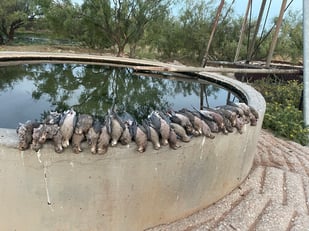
[[16, 101, 259, 154]]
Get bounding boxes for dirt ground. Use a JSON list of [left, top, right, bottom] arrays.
[[0, 44, 109, 56]]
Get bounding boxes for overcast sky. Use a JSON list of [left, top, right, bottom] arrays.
[[232, 0, 302, 17], [71, 0, 302, 19]]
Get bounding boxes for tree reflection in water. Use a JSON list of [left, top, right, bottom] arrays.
[[0, 63, 239, 128]]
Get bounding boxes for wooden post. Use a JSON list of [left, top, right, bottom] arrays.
[[266, 0, 287, 67], [303, 0, 309, 133], [246, 0, 267, 62], [200, 84, 204, 110], [234, 0, 252, 62], [201, 0, 225, 67]]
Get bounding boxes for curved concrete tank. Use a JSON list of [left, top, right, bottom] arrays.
[[0, 53, 265, 231]]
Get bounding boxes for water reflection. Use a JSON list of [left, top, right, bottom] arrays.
[[0, 63, 239, 129]]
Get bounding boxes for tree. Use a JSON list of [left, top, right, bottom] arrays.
[[81, 0, 172, 56], [145, 0, 217, 64], [275, 10, 303, 63], [43, 0, 82, 40], [0, 0, 33, 44]]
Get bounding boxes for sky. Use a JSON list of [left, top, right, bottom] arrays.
[[72, 0, 302, 13], [71, 0, 303, 20], [231, 0, 302, 18]]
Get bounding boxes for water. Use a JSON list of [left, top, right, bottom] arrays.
[[0, 63, 240, 129]]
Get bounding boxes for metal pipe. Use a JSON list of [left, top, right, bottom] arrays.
[[234, 0, 252, 63], [304, 0, 309, 128], [247, 0, 267, 62], [266, 0, 287, 67], [201, 0, 225, 67]]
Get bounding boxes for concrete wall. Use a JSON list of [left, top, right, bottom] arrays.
[[0, 53, 266, 231]]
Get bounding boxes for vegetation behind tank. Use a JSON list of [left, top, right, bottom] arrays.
[[252, 79, 309, 145]]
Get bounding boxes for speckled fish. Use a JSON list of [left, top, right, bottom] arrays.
[[59, 108, 77, 148]]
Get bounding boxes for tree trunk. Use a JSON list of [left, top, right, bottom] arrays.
[[8, 27, 15, 43], [0, 35, 4, 45], [7, 19, 24, 43], [117, 44, 126, 57], [129, 44, 137, 58]]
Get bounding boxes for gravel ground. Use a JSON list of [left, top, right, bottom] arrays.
[[147, 130, 309, 231]]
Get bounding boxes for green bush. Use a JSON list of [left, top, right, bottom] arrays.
[[252, 79, 309, 145]]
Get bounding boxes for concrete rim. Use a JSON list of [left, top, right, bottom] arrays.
[[0, 52, 266, 231]]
